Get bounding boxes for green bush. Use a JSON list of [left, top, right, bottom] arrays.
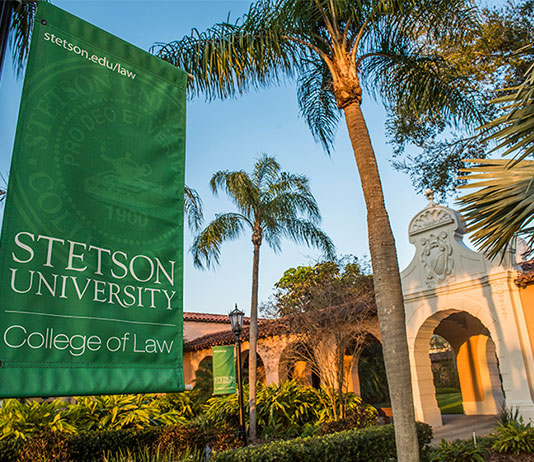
[[0, 399, 79, 440], [491, 418, 534, 455], [0, 422, 242, 462], [0, 439, 22, 462], [213, 422, 432, 462], [430, 439, 486, 462], [155, 422, 242, 454], [202, 379, 377, 437], [103, 446, 204, 462], [0, 395, 187, 441], [318, 406, 378, 435]]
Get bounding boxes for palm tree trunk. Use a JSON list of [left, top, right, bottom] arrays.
[[343, 101, 420, 462], [248, 242, 260, 441]]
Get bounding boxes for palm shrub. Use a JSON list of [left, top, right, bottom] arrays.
[[430, 439, 486, 462], [152, 390, 202, 419], [0, 394, 188, 441], [71, 394, 186, 430], [0, 399, 79, 440], [202, 380, 377, 438]]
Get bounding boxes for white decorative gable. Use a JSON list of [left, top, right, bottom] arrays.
[[401, 191, 515, 292]]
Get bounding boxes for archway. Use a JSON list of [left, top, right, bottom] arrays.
[[278, 342, 320, 388], [357, 339, 390, 406], [430, 334, 463, 415], [193, 355, 213, 395], [413, 309, 504, 426], [242, 349, 266, 385]]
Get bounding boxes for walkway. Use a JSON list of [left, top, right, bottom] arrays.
[[431, 414, 498, 444]]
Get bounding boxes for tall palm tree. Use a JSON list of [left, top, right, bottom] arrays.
[[153, 1, 478, 458], [191, 154, 334, 440]]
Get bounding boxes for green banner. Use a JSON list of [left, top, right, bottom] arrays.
[[0, 3, 187, 397], [212, 345, 236, 395]]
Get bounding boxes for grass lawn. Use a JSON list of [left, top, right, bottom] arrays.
[[436, 392, 464, 414]]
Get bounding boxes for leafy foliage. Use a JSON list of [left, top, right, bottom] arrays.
[[8, 0, 48, 76], [491, 417, 534, 455], [0, 399, 78, 440], [184, 185, 204, 232], [0, 393, 195, 441], [358, 343, 390, 405], [430, 439, 487, 462], [103, 446, 204, 462], [391, 1, 534, 199], [264, 256, 373, 317], [201, 379, 378, 438], [212, 422, 433, 462]]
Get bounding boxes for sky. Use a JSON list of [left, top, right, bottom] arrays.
[[0, 0, 464, 317]]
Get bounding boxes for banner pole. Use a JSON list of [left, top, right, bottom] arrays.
[[235, 334, 247, 446]]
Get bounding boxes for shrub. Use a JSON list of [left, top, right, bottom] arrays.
[[0, 399, 78, 440], [203, 380, 378, 436], [69, 427, 163, 461], [318, 406, 379, 435], [18, 431, 72, 462], [155, 422, 242, 454], [0, 439, 22, 462], [0, 395, 187, 441], [430, 439, 486, 462], [152, 390, 202, 419], [212, 422, 432, 462], [491, 418, 534, 455], [103, 446, 204, 462]]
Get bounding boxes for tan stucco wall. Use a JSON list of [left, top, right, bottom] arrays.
[[519, 285, 534, 359], [183, 321, 231, 342]]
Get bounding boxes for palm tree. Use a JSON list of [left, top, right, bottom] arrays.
[[153, 1, 478, 458], [191, 154, 334, 440], [459, 61, 534, 258]]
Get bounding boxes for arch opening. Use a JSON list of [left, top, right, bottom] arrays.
[[278, 342, 320, 388], [414, 309, 504, 427], [242, 349, 266, 385]]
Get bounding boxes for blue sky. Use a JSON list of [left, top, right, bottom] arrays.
[[1, 1, 455, 316]]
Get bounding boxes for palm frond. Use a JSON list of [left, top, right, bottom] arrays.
[[210, 170, 258, 217], [484, 60, 534, 164], [190, 213, 250, 269], [458, 159, 534, 258], [8, 0, 48, 77], [265, 190, 321, 224], [184, 185, 204, 232], [151, 0, 298, 100], [359, 12, 482, 128], [296, 58, 340, 154], [278, 217, 335, 259], [252, 154, 281, 190]]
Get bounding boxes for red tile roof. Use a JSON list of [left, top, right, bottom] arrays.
[[515, 261, 534, 288], [183, 312, 250, 324], [184, 318, 289, 352], [183, 302, 376, 352]]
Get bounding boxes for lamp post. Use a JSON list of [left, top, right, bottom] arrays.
[[229, 304, 247, 446]]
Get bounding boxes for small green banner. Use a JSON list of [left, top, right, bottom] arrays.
[[0, 3, 187, 397], [212, 345, 236, 395]]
